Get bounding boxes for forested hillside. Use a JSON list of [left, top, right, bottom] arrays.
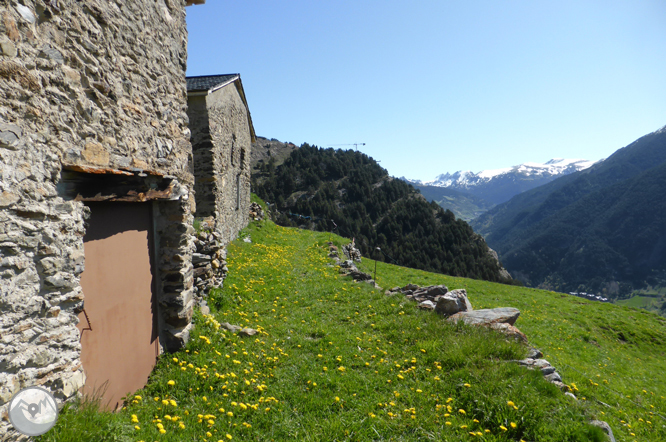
[[472, 126, 666, 296], [252, 144, 513, 283]]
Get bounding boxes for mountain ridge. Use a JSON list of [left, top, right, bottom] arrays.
[[472, 125, 666, 296]]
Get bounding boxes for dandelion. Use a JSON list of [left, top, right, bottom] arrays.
[[458, 409, 466, 414], [167, 380, 175, 386], [500, 425, 508, 431], [134, 425, 140, 430], [511, 422, 517, 429], [463, 383, 471, 387]]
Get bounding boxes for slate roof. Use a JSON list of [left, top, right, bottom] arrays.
[[186, 74, 240, 93]]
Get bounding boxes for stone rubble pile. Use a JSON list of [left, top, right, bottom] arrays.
[[385, 284, 578, 392], [328, 242, 381, 288], [220, 322, 258, 337], [192, 230, 229, 300], [342, 239, 362, 262], [249, 202, 265, 221]]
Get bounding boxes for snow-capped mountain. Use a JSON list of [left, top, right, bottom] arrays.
[[406, 158, 599, 216], [422, 158, 596, 189]]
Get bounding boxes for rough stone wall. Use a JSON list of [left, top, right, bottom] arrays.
[[0, 0, 194, 437], [189, 94, 216, 216], [189, 83, 252, 245]]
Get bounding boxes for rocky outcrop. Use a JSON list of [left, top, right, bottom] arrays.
[[386, 284, 526, 345], [447, 307, 521, 326]]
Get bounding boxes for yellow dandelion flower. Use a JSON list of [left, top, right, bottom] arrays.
[[167, 380, 175, 386]]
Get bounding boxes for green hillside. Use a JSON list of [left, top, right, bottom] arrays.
[[252, 144, 512, 284], [43, 202, 666, 441], [472, 127, 666, 296]]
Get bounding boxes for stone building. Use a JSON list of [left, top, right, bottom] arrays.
[[0, 0, 206, 431], [187, 74, 255, 244]]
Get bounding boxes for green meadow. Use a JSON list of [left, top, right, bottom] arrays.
[[40, 200, 666, 441]]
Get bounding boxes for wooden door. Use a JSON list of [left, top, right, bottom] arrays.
[[77, 202, 159, 410]]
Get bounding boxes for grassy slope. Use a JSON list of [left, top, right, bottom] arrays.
[[40, 206, 666, 442]]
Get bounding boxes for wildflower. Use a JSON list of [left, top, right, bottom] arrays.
[[445, 421, 452, 426], [167, 380, 176, 386], [463, 383, 471, 387], [458, 409, 466, 414], [134, 395, 142, 401], [500, 425, 508, 431], [134, 425, 140, 430], [511, 422, 517, 429]]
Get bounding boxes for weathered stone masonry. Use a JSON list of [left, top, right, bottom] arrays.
[[0, 0, 199, 435], [187, 74, 255, 245]]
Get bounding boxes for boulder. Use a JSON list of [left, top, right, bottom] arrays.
[[489, 323, 527, 343], [447, 307, 520, 326], [220, 322, 241, 333], [589, 420, 616, 442], [239, 328, 258, 337], [435, 289, 472, 316], [418, 300, 436, 310]]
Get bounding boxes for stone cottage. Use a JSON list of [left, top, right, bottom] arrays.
[[0, 0, 206, 430], [187, 74, 255, 244]]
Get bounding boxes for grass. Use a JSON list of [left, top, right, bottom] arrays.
[[39, 207, 666, 441]]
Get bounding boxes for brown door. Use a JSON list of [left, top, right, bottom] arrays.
[[77, 202, 159, 410]]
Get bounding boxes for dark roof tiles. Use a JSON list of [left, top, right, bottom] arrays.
[[186, 74, 239, 92]]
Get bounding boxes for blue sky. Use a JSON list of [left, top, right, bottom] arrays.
[[186, 0, 666, 181]]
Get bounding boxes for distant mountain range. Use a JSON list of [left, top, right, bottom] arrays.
[[404, 159, 597, 220], [471, 125, 666, 297]]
